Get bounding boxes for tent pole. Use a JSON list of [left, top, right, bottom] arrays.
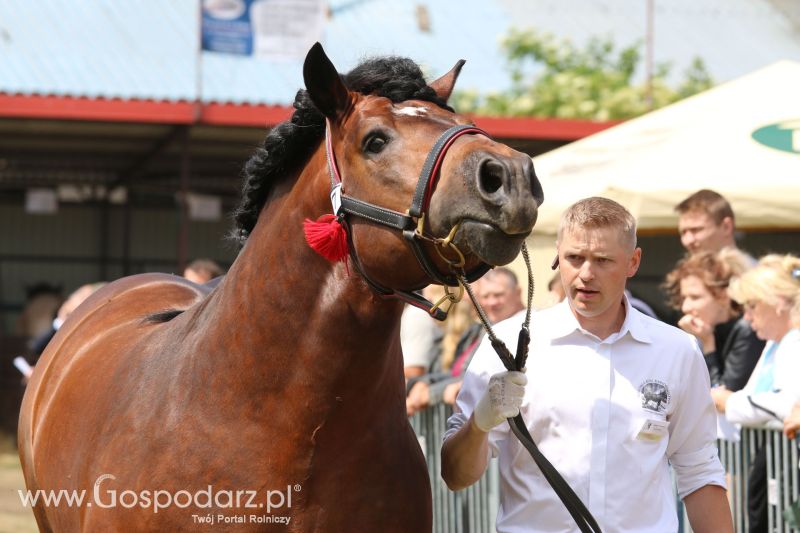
[[177, 127, 190, 274], [645, 0, 655, 110]]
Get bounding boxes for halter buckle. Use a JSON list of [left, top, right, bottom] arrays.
[[415, 214, 427, 238], [429, 283, 464, 316]]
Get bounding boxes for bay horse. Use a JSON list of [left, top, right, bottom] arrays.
[[19, 44, 542, 532]]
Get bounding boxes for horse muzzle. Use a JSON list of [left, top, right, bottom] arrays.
[[431, 150, 543, 266]]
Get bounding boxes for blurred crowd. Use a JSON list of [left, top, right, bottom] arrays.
[[11, 258, 225, 379], [402, 188, 800, 531]]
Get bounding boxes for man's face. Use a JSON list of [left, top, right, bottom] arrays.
[[558, 226, 641, 325], [678, 211, 731, 254], [476, 277, 522, 324], [184, 267, 211, 284]]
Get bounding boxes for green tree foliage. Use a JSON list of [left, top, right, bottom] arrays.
[[452, 29, 713, 120]]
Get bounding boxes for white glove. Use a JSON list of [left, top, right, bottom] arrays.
[[473, 371, 528, 432]]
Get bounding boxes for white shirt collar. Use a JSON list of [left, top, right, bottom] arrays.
[[548, 295, 653, 344]]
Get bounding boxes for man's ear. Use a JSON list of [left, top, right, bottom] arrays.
[[720, 216, 734, 237], [627, 247, 642, 278], [429, 60, 466, 103], [303, 42, 353, 120]]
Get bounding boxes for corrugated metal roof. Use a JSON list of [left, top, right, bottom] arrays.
[[0, 0, 798, 106], [0, 0, 511, 105], [194, 0, 514, 104], [322, 0, 511, 94], [0, 0, 197, 101]]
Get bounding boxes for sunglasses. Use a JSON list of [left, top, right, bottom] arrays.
[[743, 301, 759, 312]]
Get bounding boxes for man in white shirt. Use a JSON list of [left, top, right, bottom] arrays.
[[441, 197, 732, 532]]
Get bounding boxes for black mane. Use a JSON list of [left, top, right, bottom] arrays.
[[231, 56, 454, 242]]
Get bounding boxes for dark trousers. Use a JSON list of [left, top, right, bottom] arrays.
[[748, 445, 768, 533]]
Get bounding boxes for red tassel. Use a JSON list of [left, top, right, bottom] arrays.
[[303, 214, 349, 264]]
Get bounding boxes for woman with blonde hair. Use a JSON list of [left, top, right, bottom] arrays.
[[714, 254, 800, 418], [712, 253, 800, 533]]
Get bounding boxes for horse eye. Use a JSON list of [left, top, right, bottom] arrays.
[[364, 135, 388, 154]]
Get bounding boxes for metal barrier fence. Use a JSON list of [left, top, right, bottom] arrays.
[[718, 431, 759, 531], [763, 425, 799, 533], [410, 403, 800, 533], [410, 403, 499, 533]]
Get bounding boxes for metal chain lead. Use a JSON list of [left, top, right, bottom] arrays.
[[521, 242, 534, 329], [456, 241, 535, 344], [458, 274, 499, 342]]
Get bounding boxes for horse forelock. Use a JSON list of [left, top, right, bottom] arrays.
[[231, 55, 455, 244]]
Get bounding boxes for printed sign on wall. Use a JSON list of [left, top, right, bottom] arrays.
[[202, 0, 325, 60]]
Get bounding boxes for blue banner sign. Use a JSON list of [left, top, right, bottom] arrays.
[[201, 0, 254, 56]]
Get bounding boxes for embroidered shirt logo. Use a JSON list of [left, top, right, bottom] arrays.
[[639, 379, 671, 413]]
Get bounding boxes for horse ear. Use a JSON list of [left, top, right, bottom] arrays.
[[429, 60, 466, 103], [303, 42, 352, 120]]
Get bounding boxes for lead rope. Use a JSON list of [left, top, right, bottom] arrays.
[[457, 243, 603, 533]]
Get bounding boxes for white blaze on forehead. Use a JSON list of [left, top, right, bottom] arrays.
[[392, 106, 428, 117]]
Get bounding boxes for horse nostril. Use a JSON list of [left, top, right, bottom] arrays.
[[478, 159, 506, 195], [524, 158, 544, 205]]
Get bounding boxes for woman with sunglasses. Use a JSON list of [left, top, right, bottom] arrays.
[[712, 254, 800, 533]]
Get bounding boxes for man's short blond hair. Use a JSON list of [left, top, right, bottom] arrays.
[[557, 197, 638, 251]]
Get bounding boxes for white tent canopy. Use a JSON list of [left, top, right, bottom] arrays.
[[512, 61, 800, 308], [531, 60, 800, 234]]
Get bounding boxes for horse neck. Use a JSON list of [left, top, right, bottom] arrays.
[[194, 146, 407, 409]]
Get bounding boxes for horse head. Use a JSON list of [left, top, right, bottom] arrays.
[[302, 43, 543, 294]]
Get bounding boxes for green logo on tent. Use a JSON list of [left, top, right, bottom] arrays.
[[752, 120, 800, 154]]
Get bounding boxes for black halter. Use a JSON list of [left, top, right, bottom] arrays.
[[324, 121, 491, 320]]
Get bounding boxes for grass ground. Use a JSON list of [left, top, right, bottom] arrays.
[[0, 437, 37, 533]]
